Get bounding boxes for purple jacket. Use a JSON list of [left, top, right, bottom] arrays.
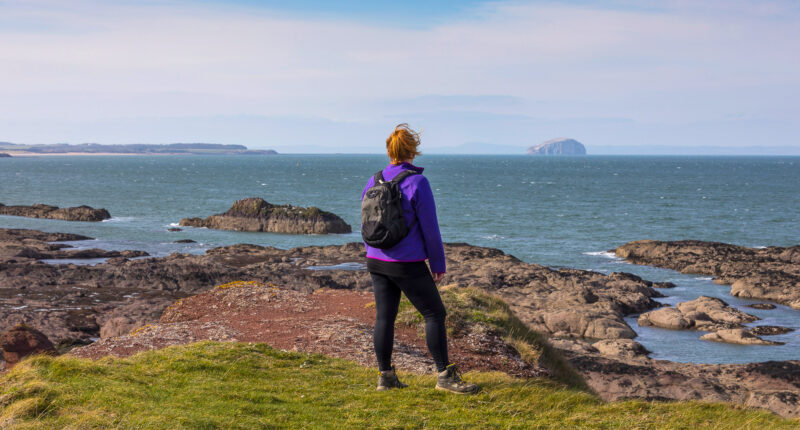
[[361, 162, 446, 274]]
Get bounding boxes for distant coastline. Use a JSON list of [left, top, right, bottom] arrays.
[[0, 142, 277, 156]]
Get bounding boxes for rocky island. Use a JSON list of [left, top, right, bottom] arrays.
[[180, 197, 351, 234], [0, 203, 111, 221], [615, 240, 800, 309], [0, 153, 10, 158], [527, 138, 587, 155]]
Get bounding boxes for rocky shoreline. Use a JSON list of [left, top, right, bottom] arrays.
[[180, 197, 351, 234], [616, 240, 800, 309], [2, 228, 799, 417], [0, 203, 111, 222]]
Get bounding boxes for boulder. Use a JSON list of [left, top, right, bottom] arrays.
[[1, 324, 56, 366], [700, 329, 784, 346], [593, 339, 650, 358], [637, 296, 757, 331], [526, 138, 586, 156], [179, 198, 351, 234], [746, 303, 777, 310]]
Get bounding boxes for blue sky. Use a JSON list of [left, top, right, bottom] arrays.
[[0, 0, 798, 153]]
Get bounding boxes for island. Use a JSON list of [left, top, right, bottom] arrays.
[[527, 138, 586, 155], [0, 142, 277, 156], [179, 198, 351, 234], [0, 203, 111, 222], [0, 153, 10, 158]]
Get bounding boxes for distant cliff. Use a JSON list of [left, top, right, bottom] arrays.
[[527, 138, 586, 156]]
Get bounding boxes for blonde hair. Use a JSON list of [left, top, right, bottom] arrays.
[[386, 123, 422, 163]]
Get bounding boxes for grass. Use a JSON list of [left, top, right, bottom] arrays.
[[1, 342, 796, 429], [396, 285, 588, 390]]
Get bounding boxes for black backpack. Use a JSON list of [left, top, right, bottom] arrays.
[[361, 170, 419, 249]]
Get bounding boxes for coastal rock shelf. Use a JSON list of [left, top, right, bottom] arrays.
[[616, 240, 800, 309], [0, 203, 111, 222], [179, 198, 351, 234], [3, 228, 800, 417]]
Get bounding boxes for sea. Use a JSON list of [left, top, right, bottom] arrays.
[[1, 154, 799, 364]]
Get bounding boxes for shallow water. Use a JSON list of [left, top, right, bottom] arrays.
[[1, 154, 799, 363]]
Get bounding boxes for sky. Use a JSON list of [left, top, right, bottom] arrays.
[[0, 0, 798, 154]]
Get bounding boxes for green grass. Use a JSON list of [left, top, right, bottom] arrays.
[[1, 342, 796, 429], [397, 285, 588, 390]]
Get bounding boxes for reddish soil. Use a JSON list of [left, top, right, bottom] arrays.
[[72, 281, 547, 378]]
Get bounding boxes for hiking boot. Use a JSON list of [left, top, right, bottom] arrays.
[[377, 366, 408, 391], [436, 364, 479, 394]]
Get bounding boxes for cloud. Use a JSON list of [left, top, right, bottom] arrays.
[[0, 0, 798, 148]]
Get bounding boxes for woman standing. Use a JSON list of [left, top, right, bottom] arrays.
[[361, 124, 478, 394]]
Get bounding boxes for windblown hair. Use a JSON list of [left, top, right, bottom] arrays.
[[386, 123, 422, 163]]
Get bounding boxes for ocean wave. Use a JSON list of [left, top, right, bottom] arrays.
[[168, 222, 180, 227], [694, 277, 714, 281], [102, 217, 136, 223], [481, 234, 505, 240], [582, 251, 619, 259]]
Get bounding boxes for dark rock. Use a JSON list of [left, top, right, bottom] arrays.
[[750, 325, 794, 336], [747, 303, 777, 310], [1, 324, 55, 366], [0, 153, 11, 157], [526, 138, 586, 155], [174, 239, 196, 244], [167, 227, 183, 232], [0, 203, 111, 221], [179, 197, 351, 234]]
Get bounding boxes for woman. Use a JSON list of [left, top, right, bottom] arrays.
[[361, 123, 478, 394]]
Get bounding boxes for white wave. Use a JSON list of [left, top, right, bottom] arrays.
[[753, 246, 767, 249], [168, 222, 180, 227], [583, 251, 619, 259], [481, 234, 505, 240], [694, 277, 714, 281], [102, 217, 136, 223]]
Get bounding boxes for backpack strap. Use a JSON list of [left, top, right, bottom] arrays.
[[374, 170, 385, 184], [389, 170, 419, 184]]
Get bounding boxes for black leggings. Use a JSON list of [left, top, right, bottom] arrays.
[[370, 272, 449, 372]]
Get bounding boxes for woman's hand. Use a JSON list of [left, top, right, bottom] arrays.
[[432, 272, 445, 284]]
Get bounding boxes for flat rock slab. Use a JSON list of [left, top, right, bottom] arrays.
[[0, 203, 110, 221], [701, 328, 784, 346], [638, 296, 757, 331], [616, 239, 800, 309], [180, 197, 351, 234]]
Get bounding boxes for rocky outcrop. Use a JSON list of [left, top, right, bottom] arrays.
[[592, 339, 650, 359], [616, 240, 800, 309], [1, 324, 55, 368], [638, 296, 757, 331], [0, 153, 10, 158], [179, 198, 351, 234], [526, 138, 586, 156], [1, 228, 661, 347], [559, 341, 800, 418], [0, 203, 111, 221], [701, 329, 784, 346]]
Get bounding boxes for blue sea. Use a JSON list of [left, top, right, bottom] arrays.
[[1, 154, 799, 364]]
